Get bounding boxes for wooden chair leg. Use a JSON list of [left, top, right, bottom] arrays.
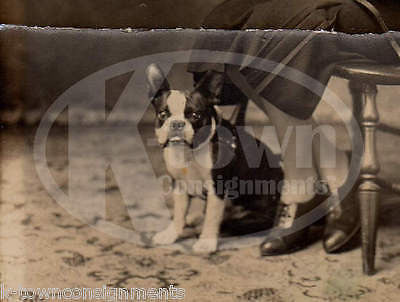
[[357, 82, 380, 275], [349, 80, 363, 124], [359, 188, 380, 275]]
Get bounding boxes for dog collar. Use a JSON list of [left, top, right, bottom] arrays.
[[217, 132, 237, 150]]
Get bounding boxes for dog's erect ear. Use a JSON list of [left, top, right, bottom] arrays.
[[195, 71, 224, 104], [145, 64, 170, 99]]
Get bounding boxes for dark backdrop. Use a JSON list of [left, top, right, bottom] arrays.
[[0, 0, 224, 29], [1, 0, 400, 124]]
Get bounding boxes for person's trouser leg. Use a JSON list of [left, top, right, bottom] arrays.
[[313, 127, 361, 253], [257, 100, 319, 205], [226, 66, 359, 254], [260, 97, 360, 254]]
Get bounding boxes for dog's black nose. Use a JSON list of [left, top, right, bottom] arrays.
[[170, 120, 185, 130]]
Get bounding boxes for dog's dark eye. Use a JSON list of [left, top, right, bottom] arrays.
[[191, 112, 202, 120], [158, 110, 169, 121]]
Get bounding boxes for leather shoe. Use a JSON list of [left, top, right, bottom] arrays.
[[323, 187, 360, 253], [260, 193, 324, 256]]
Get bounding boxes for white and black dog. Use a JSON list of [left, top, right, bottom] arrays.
[[147, 64, 283, 253]]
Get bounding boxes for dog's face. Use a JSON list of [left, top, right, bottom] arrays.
[[146, 64, 223, 149]]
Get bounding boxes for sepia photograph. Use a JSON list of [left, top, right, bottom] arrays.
[[1, 1, 400, 301]]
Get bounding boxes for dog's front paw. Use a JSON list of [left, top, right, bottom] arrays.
[[192, 237, 218, 253], [153, 224, 180, 245]]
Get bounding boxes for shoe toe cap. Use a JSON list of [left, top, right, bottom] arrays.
[[323, 230, 347, 253], [260, 240, 285, 256]]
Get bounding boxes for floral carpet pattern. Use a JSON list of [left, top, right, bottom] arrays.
[[1, 125, 400, 302]]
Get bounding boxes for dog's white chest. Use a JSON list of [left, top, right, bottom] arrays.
[[164, 144, 214, 183]]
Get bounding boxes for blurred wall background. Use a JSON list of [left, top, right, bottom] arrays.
[[1, 1, 400, 127], [0, 0, 225, 124]]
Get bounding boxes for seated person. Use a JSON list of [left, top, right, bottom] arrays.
[[188, 0, 400, 255]]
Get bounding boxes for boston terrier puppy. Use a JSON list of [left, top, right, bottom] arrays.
[[147, 64, 283, 253]]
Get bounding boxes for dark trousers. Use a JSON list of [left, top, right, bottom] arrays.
[[189, 0, 400, 119]]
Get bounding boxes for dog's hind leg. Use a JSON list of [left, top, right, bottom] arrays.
[[186, 197, 205, 226]]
